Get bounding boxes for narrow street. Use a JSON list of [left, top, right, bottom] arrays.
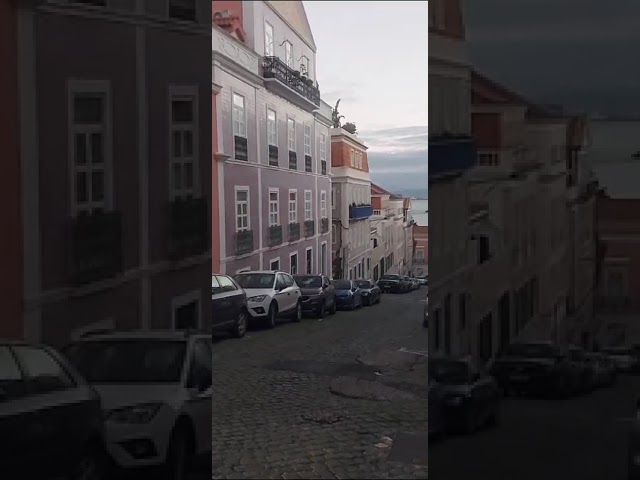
[[430, 374, 640, 480], [211, 289, 429, 479]]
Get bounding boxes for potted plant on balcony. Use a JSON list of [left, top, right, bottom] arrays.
[[293, 70, 301, 78], [305, 77, 314, 87]]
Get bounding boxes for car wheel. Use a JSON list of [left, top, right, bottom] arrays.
[[266, 302, 277, 329], [164, 423, 192, 480], [233, 309, 248, 338], [330, 299, 337, 315], [377, 294, 382, 304], [71, 443, 108, 480], [292, 301, 302, 322], [317, 301, 325, 319]]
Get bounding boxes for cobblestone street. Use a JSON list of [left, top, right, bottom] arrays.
[[212, 289, 429, 479]]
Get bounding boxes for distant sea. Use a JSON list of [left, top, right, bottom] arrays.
[[410, 199, 428, 226]]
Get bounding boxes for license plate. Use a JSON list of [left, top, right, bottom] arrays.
[[510, 374, 529, 382]]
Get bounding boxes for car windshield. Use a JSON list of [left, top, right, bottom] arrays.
[[381, 275, 400, 280], [355, 280, 372, 289], [429, 360, 470, 384], [333, 280, 352, 290], [64, 340, 186, 383], [503, 343, 559, 358], [294, 275, 322, 288], [235, 273, 275, 289]]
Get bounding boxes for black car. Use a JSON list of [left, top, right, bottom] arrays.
[[429, 357, 501, 434], [489, 342, 576, 397], [212, 274, 249, 337], [567, 345, 596, 392], [354, 279, 381, 306], [294, 274, 337, 317], [377, 274, 404, 293], [0, 342, 106, 479], [333, 279, 363, 310]]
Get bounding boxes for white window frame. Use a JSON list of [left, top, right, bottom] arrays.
[[168, 85, 199, 200], [304, 190, 312, 221], [304, 124, 311, 155], [268, 188, 279, 227], [288, 117, 296, 151], [305, 247, 313, 274], [290, 251, 298, 275], [284, 40, 293, 68], [269, 257, 280, 271], [267, 107, 277, 147], [235, 186, 250, 232], [68, 79, 113, 216], [320, 133, 326, 161], [320, 191, 327, 219], [288, 189, 297, 224], [232, 91, 247, 138], [264, 21, 275, 56], [171, 289, 202, 330], [350, 149, 355, 167]]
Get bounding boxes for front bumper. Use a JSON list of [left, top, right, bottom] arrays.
[[247, 300, 271, 318], [335, 296, 354, 307], [301, 296, 323, 311], [379, 283, 400, 292]]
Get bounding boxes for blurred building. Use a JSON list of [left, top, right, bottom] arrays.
[[413, 225, 428, 276]]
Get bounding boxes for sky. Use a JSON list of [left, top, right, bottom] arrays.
[[463, 0, 640, 116], [303, 1, 429, 196]]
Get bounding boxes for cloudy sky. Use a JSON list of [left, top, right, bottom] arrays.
[[304, 1, 428, 195]]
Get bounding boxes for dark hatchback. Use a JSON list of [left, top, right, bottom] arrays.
[[377, 274, 404, 293], [212, 274, 249, 338], [0, 342, 106, 479], [354, 279, 381, 306], [333, 280, 363, 310], [294, 274, 337, 317]]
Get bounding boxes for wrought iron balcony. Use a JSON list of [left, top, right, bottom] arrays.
[[235, 229, 254, 256], [289, 150, 297, 170], [234, 135, 248, 161], [288, 222, 300, 242], [304, 220, 315, 237], [321, 217, 329, 234], [168, 197, 209, 261], [305, 155, 313, 173], [268, 144, 278, 166], [321, 160, 327, 175], [349, 204, 373, 220], [68, 209, 123, 285], [262, 56, 321, 110], [268, 225, 283, 247]]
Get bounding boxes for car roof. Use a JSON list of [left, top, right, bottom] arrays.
[[235, 270, 281, 275], [70, 330, 209, 342]]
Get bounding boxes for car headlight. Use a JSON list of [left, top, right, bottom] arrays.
[[106, 402, 163, 424], [248, 295, 267, 302]]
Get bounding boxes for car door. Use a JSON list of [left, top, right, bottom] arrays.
[[283, 274, 300, 311], [211, 275, 231, 328], [183, 338, 213, 455], [274, 274, 290, 312], [217, 275, 244, 325], [323, 276, 335, 307]]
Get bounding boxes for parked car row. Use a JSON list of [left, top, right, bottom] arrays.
[[376, 274, 425, 293]]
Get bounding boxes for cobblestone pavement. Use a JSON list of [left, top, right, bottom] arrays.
[[212, 288, 429, 479]]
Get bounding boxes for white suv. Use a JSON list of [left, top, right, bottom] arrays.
[[234, 270, 303, 328], [64, 330, 212, 480]]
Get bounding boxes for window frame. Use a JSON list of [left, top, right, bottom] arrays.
[[267, 107, 277, 147], [304, 124, 311, 155], [290, 251, 298, 275], [320, 190, 327, 219], [171, 289, 202, 330], [288, 189, 297, 224], [305, 247, 313, 274], [269, 257, 280, 271], [284, 40, 294, 68], [268, 188, 280, 227], [168, 85, 199, 200], [304, 190, 313, 221], [264, 21, 275, 56], [287, 117, 296, 151], [235, 186, 250, 232], [232, 91, 247, 139]]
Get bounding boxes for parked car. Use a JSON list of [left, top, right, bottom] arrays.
[[294, 274, 336, 318], [429, 356, 501, 434], [403, 276, 419, 291], [489, 342, 576, 398], [628, 396, 640, 479], [415, 275, 428, 286], [354, 279, 381, 306], [584, 352, 616, 388], [601, 346, 640, 373], [332, 279, 363, 310], [428, 379, 446, 440], [567, 345, 596, 392], [234, 271, 302, 328], [64, 331, 212, 480], [377, 274, 404, 293], [211, 274, 248, 338], [0, 341, 106, 479]]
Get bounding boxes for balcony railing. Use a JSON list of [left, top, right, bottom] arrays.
[[321, 217, 329, 234], [68, 209, 123, 285], [288, 222, 300, 242], [429, 135, 476, 178], [321, 160, 327, 175], [304, 220, 315, 237], [268, 225, 283, 247], [289, 150, 297, 170], [234, 135, 248, 161], [268, 144, 278, 166], [261, 56, 321, 107], [349, 204, 373, 220], [305, 155, 312, 173], [168, 197, 209, 261], [235, 229, 254, 256]]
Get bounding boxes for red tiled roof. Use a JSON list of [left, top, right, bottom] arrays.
[[213, 12, 246, 42], [370, 183, 392, 196]]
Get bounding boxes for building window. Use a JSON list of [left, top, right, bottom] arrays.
[[320, 133, 327, 174], [350, 149, 355, 167], [332, 224, 337, 244], [289, 190, 297, 223], [290, 252, 298, 275], [478, 152, 499, 166], [304, 125, 311, 155], [172, 291, 201, 330], [267, 108, 277, 146], [264, 21, 274, 56], [284, 41, 293, 68], [269, 189, 279, 227], [288, 118, 296, 151], [306, 248, 313, 274], [320, 191, 327, 218], [169, 0, 196, 22], [235, 188, 250, 232], [170, 93, 197, 199], [304, 190, 312, 221], [232, 93, 247, 138], [270, 258, 280, 271], [71, 91, 108, 214]]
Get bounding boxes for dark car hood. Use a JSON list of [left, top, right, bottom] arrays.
[[335, 290, 351, 297], [300, 287, 323, 296]]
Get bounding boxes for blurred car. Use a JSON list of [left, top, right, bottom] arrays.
[[332, 279, 363, 310], [234, 271, 302, 328], [64, 331, 212, 480], [415, 275, 428, 286], [211, 274, 248, 338], [601, 346, 640, 373], [403, 276, 419, 291], [567, 345, 595, 393], [354, 279, 381, 306], [294, 274, 337, 318], [429, 356, 501, 434], [428, 379, 446, 440], [489, 342, 577, 398], [0, 342, 106, 480], [377, 274, 404, 293], [584, 352, 616, 388]]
